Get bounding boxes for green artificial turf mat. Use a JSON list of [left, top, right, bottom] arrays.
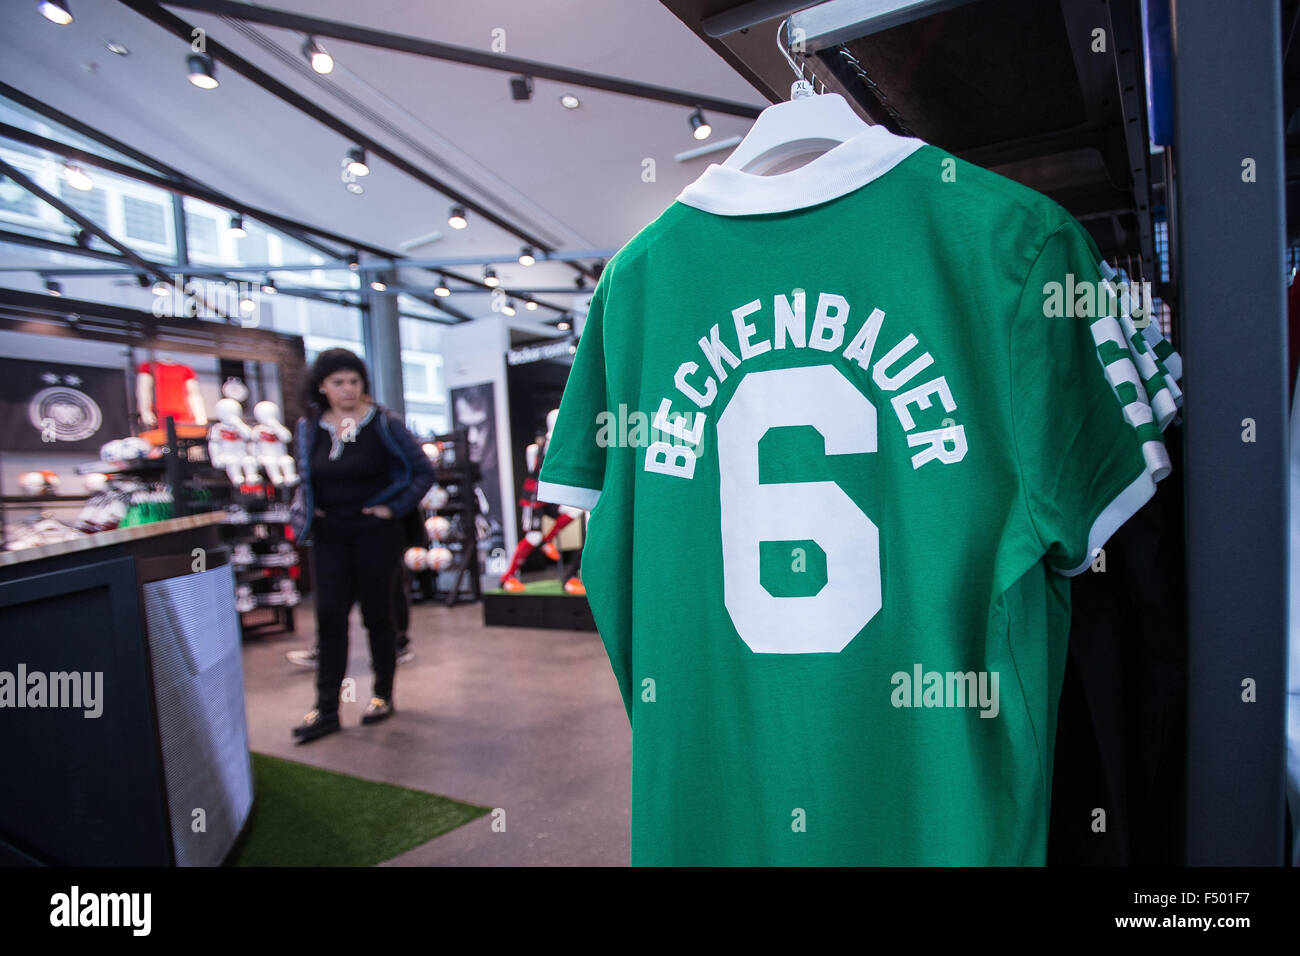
[[226, 752, 491, 866]]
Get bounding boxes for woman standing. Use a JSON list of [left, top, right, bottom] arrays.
[[288, 349, 435, 743]]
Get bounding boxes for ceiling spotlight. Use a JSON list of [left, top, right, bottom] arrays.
[[509, 75, 534, 101], [434, 278, 450, 297], [557, 320, 570, 331], [346, 146, 369, 177], [45, 279, 63, 296], [62, 162, 93, 191], [302, 35, 333, 74], [568, 344, 576, 354], [502, 299, 516, 316], [38, 1, 73, 25], [448, 205, 467, 230], [574, 275, 587, 290], [261, 276, 277, 295], [483, 267, 498, 288], [519, 246, 535, 267], [187, 52, 218, 90], [347, 254, 359, 271], [525, 300, 538, 311], [152, 281, 169, 297], [239, 294, 256, 313], [228, 214, 246, 238], [560, 94, 581, 110], [370, 279, 387, 292], [689, 108, 711, 141], [105, 40, 130, 56], [74, 228, 91, 248]]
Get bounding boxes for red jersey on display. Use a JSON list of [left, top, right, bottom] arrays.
[[138, 360, 196, 424]]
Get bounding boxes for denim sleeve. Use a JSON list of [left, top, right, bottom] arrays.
[[383, 414, 436, 517]]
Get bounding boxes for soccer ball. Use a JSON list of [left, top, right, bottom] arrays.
[[423, 485, 449, 511], [19, 470, 58, 495], [118, 437, 151, 460], [403, 546, 429, 571], [82, 472, 109, 493], [422, 442, 442, 465], [426, 515, 452, 542], [426, 547, 453, 571]]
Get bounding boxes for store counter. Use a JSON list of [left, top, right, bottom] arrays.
[[0, 512, 254, 866]]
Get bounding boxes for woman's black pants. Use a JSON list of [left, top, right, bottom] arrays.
[[311, 514, 404, 714]]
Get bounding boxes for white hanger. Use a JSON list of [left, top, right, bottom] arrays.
[[720, 19, 871, 176]]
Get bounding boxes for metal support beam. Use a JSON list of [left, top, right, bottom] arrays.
[[159, 0, 762, 119], [1170, 0, 1287, 864], [788, 0, 978, 49], [121, 0, 598, 281], [0, 80, 382, 261], [0, 156, 232, 321], [362, 265, 405, 415], [0, 106, 383, 260], [0, 224, 358, 311]]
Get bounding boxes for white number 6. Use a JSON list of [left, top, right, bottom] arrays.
[[717, 365, 882, 653]]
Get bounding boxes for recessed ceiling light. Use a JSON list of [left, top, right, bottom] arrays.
[[38, 1, 72, 26], [560, 94, 581, 110]]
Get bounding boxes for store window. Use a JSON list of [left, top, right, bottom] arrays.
[[0, 173, 39, 218], [402, 361, 428, 395], [58, 181, 109, 229], [122, 194, 168, 246]]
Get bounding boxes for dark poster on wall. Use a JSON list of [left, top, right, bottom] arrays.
[[450, 382, 505, 562], [0, 358, 130, 452], [506, 357, 571, 572]]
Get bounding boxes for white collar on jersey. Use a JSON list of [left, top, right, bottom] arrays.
[[675, 123, 928, 216]]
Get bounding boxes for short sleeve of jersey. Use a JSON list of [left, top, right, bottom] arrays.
[[1010, 220, 1172, 577], [537, 283, 610, 510]]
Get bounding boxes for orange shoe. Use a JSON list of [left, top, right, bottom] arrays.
[[502, 576, 526, 592], [564, 577, 586, 596], [543, 541, 560, 562]]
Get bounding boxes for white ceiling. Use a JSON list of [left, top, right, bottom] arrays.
[[0, 0, 767, 315]]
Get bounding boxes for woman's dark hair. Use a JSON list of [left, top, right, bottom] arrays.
[[302, 348, 371, 414]]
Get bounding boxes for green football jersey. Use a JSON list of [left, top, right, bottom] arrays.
[[538, 124, 1175, 866]]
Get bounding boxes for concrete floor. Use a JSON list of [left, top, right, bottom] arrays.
[[240, 593, 631, 866]]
